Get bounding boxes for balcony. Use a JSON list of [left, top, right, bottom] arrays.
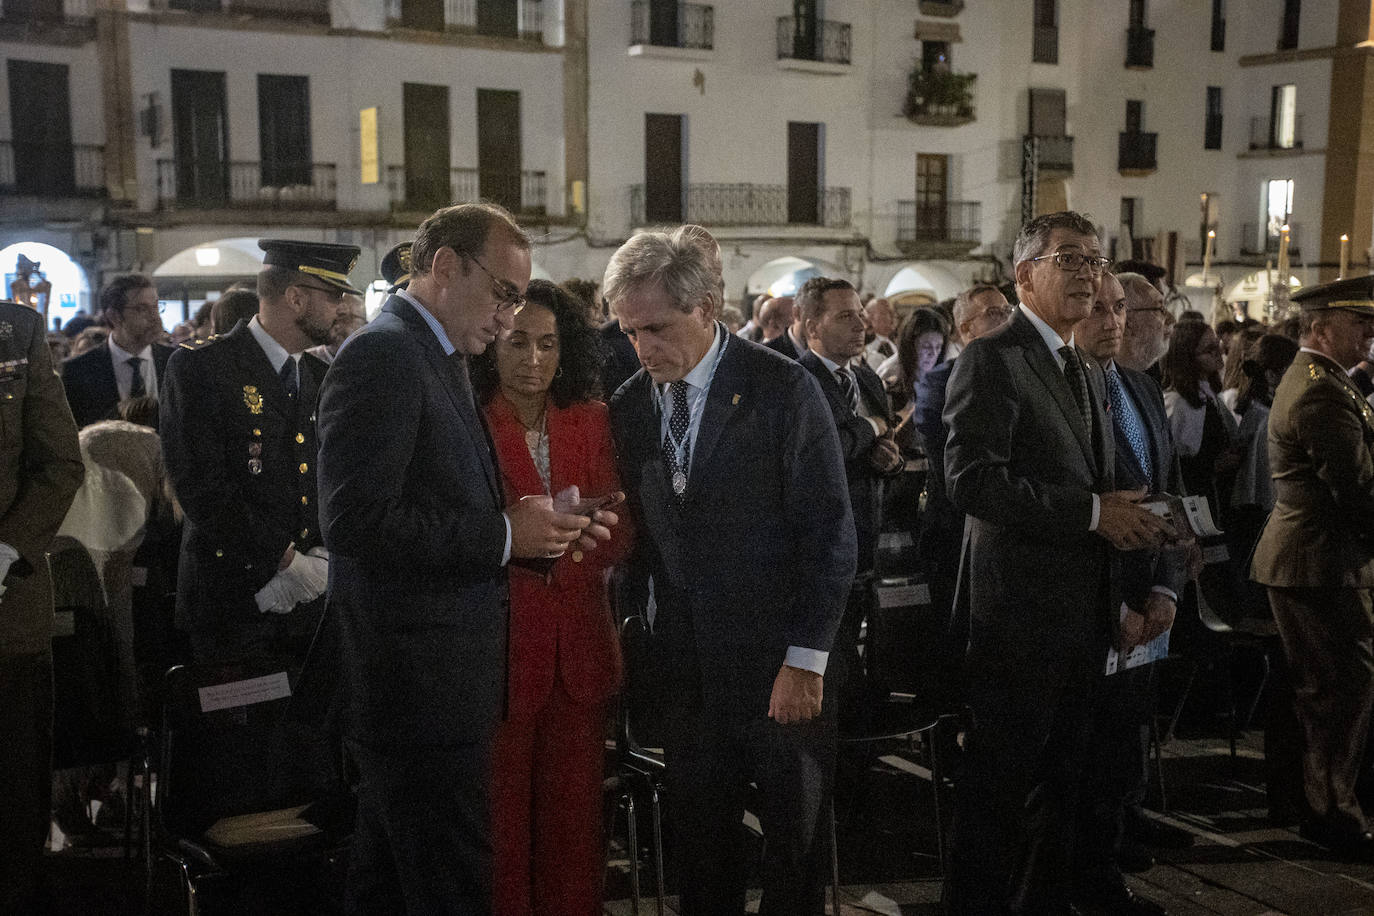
[[0, 0, 95, 40], [904, 68, 976, 126], [1027, 134, 1074, 174], [155, 0, 330, 23], [1249, 115, 1303, 152], [156, 160, 337, 210], [629, 1, 713, 58], [896, 200, 981, 256], [386, 165, 547, 216], [1241, 222, 1301, 259], [1032, 25, 1058, 64], [1117, 132, 1157, 175], [630, 183, 851, 230], [385, 0, 543, 42], [1125, 26, 1155, 69], [775, 16, 851, 73], [0, 141, 105, 197], [918, 0, 963, 15]]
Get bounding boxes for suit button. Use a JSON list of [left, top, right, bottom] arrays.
[[572, 550, 584, 563], [300, 528, 309, 539], [215, 549, 224, 558], [295, 433, 305, 444], [301, 495, 309, 505], [253, 428, 262, 437], [299, 462, 308, 473]]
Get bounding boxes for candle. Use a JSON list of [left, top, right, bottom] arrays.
[[1340, 233, 1350, 279], [1203, 229, 1215, 279], [1277, 225, 1290, 281]]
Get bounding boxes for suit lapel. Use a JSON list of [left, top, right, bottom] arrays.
[[855, 363, 891, 422], [1014, 313, 1097, 471], [689, 337, 745, 480], [489, 392, 549, 497], [227, 323, 294, 422]]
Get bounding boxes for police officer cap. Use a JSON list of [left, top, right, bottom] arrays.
[[258, 239, 363, 295], [380, 241, 413, 290], [1291, 275, 1374, 316]]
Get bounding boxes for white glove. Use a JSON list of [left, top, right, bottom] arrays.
[[253, 549, 329, 614]]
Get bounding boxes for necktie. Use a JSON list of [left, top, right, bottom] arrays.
[[1058, 345, 1092, 434], [280, 357, 298, 400], [663, 380, 691, 500], [835, 367, 859, 412], [876, 339, 894, 358], [1106, 368, 1153, 488], [127, 357, 146, 398]]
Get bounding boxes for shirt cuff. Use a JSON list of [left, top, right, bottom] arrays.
[[1150, 585, 1178, 603], [1088, 493, 1101, 532], [501, 514, 512, 567], [864, 416, 883, 436], [785, 646, 828, 676]]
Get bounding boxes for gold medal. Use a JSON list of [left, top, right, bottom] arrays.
[[243, 385, 264, 415]]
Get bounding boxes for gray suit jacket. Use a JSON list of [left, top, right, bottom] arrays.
[[944, 309, 1114, 669]]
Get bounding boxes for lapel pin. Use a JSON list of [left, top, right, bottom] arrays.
[[731, 394, 740, 405]]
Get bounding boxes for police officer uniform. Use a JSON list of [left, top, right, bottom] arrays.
[[160, 240, 362, 664], [380, 240, 412, 293], [1252, 275, 1374, 859]]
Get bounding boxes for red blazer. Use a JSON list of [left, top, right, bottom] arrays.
[[485, 394, 633, 719]]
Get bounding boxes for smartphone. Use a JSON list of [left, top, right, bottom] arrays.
[[568, 491, 625, 516]]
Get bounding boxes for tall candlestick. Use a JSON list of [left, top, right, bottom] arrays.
[[1277, 224, 1290, 280], [1203, 229, 1215, 279], [1340, 234, 1350, 279]]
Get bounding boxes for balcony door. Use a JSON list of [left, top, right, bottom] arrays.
[[477, 0, 518, 38], [258, 75, 311, 188], [400, 0, 444, 30], [7, 59, 73, 196], [644, 113, 684, 224], [787, 121, 822, 225], [477, 89, 522, 213], [171, 69, 228, 205], [1029, 87, 1066, 137], [916, 154, 949, 239], [792, 0, 820, 61], [649, 0, 680, 46], [403, 82, 450, 210]]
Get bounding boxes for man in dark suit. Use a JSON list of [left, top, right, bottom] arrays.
[[319, 203, 604, 914], [0, 300, 84, 911], [943, 211, 1173, 915], [160, 240, 358, 665], [599, 314, 642, 398], [796, 276, 902, 726], [1252, 276, 1374, 861], [606, 225, 855, 915], [1071, 272, 1187, 916], [761, 294, 804, 359], [61, 274, 173, 427]]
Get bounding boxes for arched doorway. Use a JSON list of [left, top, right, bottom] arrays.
[[745, 256, 846, 299], [883, 262, 964, 316], [0, 241, 90, 332], [153, 237, 266, 326]]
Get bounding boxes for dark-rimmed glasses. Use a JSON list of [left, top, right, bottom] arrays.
[[1028, 251, 1112, 275], [467, 253, 526, 315]]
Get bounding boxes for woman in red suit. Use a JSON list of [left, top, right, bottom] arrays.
[[473, 279, 633, 916]]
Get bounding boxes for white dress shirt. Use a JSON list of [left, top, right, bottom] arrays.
[[106, 336, 158, 401]]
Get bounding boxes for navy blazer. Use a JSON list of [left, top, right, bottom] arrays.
[[944, 309, 1115, 665], [762, 331, 801, 361], [62, 340, 173, 428], [318, 295, 508, 747], [798, 350, 892, 572], [610, 336, 856, 708]]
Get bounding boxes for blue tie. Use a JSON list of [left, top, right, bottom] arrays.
[[1106, 368, 1153, 488]]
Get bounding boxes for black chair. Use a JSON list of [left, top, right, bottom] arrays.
[[611, 614, 668, 915], [152, 659, 352, 916]]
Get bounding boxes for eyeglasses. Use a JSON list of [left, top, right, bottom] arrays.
[[467, 253, 526, 315], [978, 305, 1015, 322], [1028, 251, 1112, 275], [292, 283, 346, 303]]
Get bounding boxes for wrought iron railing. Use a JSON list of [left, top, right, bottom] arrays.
[[630, 183, 851, 228], [1117, 132, 1158, 171], [1030, 135, 1074, 172], [156, 159, 337, 208], [897, 200, 981, 246], [1126, 26, 1155, 68], [918, 0, 964, 15], [1249, 115, 1302, 150], [1240, 223, 1301, 258], [0, 141, 105, 196], [386, 0, 542, 39], [775, 16, 851, 64], [1032, 25, 1058, 63], [0, 0, 95, 22], [630, 1, 714, 50], [387, 165, 547, 213]]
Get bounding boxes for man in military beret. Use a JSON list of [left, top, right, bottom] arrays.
[[160, 239, 360, 664], [1252, 275, 1374, 860]]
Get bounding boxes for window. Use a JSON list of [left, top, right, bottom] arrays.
[[916, 153, 949, 238], [477, 89, 522, 212], [1120, 197, 1141, 254], [1265, 179, 1293, 239], [644, 114, 684, 223], [1270, 84, 1297, 148], [1279, 0, 1299, 50], [922, 40, 951, 73], [1204, 87, 1222, 150], [1210, 0, 1225, 51], [7, 59, 74, 196], [257, 75, 311, 188], [1125, 100, 1143, 134], [1129, 0, 1146, 27], [1032, 0, 1058, 64]]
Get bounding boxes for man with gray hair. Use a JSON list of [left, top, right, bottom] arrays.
[[943, 211, 1173, 914], [1117, 271, 1175, 376], [607, 224, 856, 915]]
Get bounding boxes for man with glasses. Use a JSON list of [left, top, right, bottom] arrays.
[[161, 239, 359, 665], [1117, 271, 1175, 378], [943, 212, 1174, 914], [319, 204, 609, 914], [60, 273, 173, 427], [1253, 276, 1374, 862]]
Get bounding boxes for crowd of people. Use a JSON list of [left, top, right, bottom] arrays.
[[3, 203, 1373, 916]]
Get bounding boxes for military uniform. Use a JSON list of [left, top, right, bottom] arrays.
[[160, 241, 360, 664], [380, 240, 412, 292], [1252, 276, 1374, 854], [0, 300, 84, 910]]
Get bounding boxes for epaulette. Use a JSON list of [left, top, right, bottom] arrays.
[[1308, 359, 1374, 426], [178, 335, 216, 350]]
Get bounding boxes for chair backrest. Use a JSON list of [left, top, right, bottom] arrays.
[[158, 659, 327, 839], [618, 615, 666, 760]]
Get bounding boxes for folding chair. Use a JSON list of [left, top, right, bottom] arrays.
[[151, 659, 352, 916]]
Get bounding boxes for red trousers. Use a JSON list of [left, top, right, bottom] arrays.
[[491, 678, 609, 916]]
